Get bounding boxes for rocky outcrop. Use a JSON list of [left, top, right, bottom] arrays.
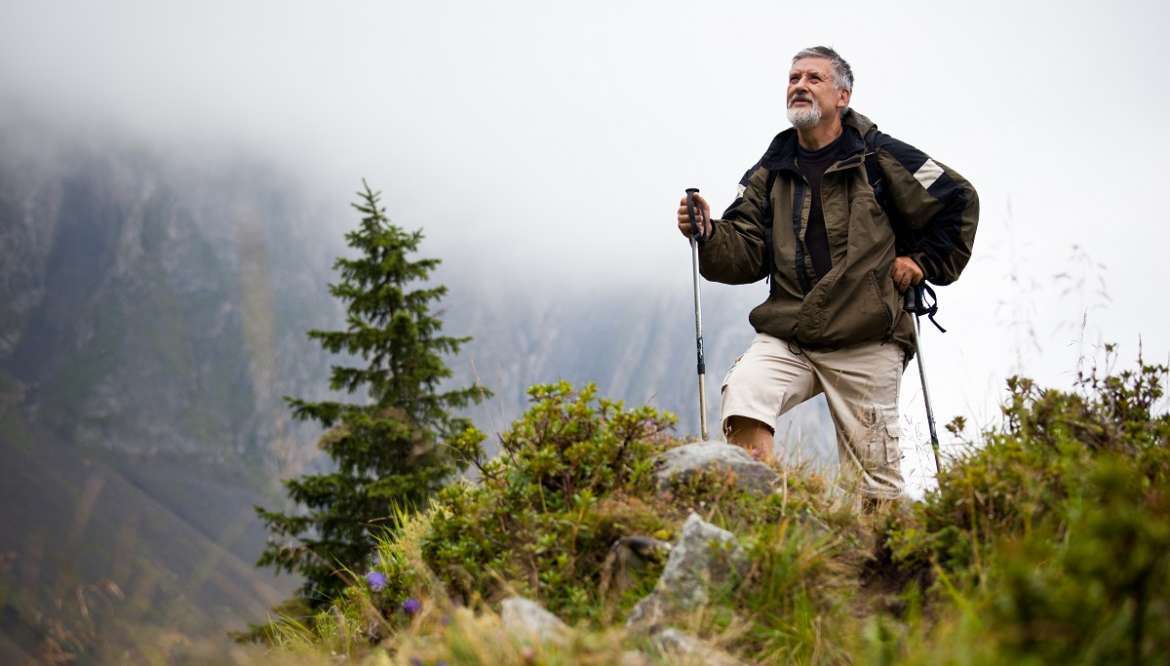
[[654, 441, 779, 494], [499, 596, 571, 646], [627, 512, 748, 629]]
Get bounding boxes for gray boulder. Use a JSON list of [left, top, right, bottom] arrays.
[[627, 513, 748, 629], [653, 628, 746, 666], [499, 596, 570, 645], [654, 441, 778, 495]]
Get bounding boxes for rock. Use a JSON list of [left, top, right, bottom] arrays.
[[625, 590, 670, 631], [653, 628, 745, 666], [654, 441, 778, 495], [618, 649, 651, 666], [600, 536, 672, 602], [627, 513, 748, 629], [499, 596, 571, 645]]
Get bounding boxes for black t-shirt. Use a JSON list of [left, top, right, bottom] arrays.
[[796, 132, 846, 284]]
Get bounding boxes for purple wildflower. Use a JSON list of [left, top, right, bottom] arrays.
[[401, 597, 422, 616], [365, 571, 387, 592], [408, 658, 423, 666]]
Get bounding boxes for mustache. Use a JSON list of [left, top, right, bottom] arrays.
[[788, 93, 812, 106]]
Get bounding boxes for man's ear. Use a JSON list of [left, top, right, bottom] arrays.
[[837, 87, 852, 112]]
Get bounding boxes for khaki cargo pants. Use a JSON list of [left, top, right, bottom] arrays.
[[720, 333, 905, 499]]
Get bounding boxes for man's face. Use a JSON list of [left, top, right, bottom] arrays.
[[787, 57, 850, 129]]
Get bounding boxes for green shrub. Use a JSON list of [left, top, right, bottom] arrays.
[[422, 382, 677, 621], [876, 351, 1170, 663], [890, 350, 1170, 576]]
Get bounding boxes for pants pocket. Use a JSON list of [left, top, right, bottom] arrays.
[[720, 354, 745, 394], [882, 413, 902, 466]]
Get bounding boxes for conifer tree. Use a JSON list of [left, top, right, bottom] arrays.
[[256, 180, 488, 606]]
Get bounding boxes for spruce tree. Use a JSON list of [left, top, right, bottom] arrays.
[[256, 180, 489, 606]]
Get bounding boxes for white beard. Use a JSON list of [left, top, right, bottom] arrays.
[[787, 102, 822, 129]]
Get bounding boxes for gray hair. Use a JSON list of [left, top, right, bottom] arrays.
[[792, 46, 854, 92]]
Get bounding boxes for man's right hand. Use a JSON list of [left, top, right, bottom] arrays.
[[676, 192, 712, 240]]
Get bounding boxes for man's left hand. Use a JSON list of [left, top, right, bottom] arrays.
[[890, 256, 924, 292]]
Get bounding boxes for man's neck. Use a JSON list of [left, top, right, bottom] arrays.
[[796, 117, 844, 151]]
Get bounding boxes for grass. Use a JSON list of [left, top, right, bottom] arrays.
[[233, 354, 1170, 665]]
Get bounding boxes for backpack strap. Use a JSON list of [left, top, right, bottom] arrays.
[[864, 128, 917, 257], [863, 128, 893, 218], [870, 129, 945, 330]]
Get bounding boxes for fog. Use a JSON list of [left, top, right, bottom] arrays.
[[3, 0, 1169, 445]]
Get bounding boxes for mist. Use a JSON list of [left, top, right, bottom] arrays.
[[3, 0, 1169, 443]]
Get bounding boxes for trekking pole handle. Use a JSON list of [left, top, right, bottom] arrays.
[[685, 188, 701, 240], [903, 283, 924, 314]]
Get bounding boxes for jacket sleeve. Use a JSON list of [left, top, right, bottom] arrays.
[[697, 164, 771, 285], [874, 134, 979, 285]]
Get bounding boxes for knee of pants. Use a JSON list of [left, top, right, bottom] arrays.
[[719, 359, 778, 429]]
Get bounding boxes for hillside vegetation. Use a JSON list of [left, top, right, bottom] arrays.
[[242, 350, 1169, 665]]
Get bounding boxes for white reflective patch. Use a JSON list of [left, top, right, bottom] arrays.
[[735, 183, 746, 199], [913, 159, 944, 190]]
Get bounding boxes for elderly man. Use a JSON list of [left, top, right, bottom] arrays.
[[676, 46, 978, 502]]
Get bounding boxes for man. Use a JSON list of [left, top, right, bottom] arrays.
[[675, 46, 978, 501]]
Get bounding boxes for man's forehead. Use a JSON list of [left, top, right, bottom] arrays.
[[789, 57, 832, 76]]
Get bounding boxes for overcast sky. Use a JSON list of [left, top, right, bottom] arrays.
[[3, 0, 1168, 472]]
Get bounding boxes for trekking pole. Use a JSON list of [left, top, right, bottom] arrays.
[[685, 188, 710, 440], [904, 284, 943, 478]]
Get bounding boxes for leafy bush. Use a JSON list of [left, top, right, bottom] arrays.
[[878, 350, 1170, 663], [423, 381, 677, 621], [890, 350, 1169, 568]]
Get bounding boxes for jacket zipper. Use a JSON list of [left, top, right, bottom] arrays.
[[782, 152, 864, 296]]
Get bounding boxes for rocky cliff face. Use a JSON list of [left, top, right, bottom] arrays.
[[0, 119, 350, 660], [0, 123, 340, 478]]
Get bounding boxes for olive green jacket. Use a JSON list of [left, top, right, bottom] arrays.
[[698, 109, 979, 356]]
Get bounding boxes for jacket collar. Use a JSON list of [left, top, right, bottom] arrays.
[[759, 109, 876, 174]]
